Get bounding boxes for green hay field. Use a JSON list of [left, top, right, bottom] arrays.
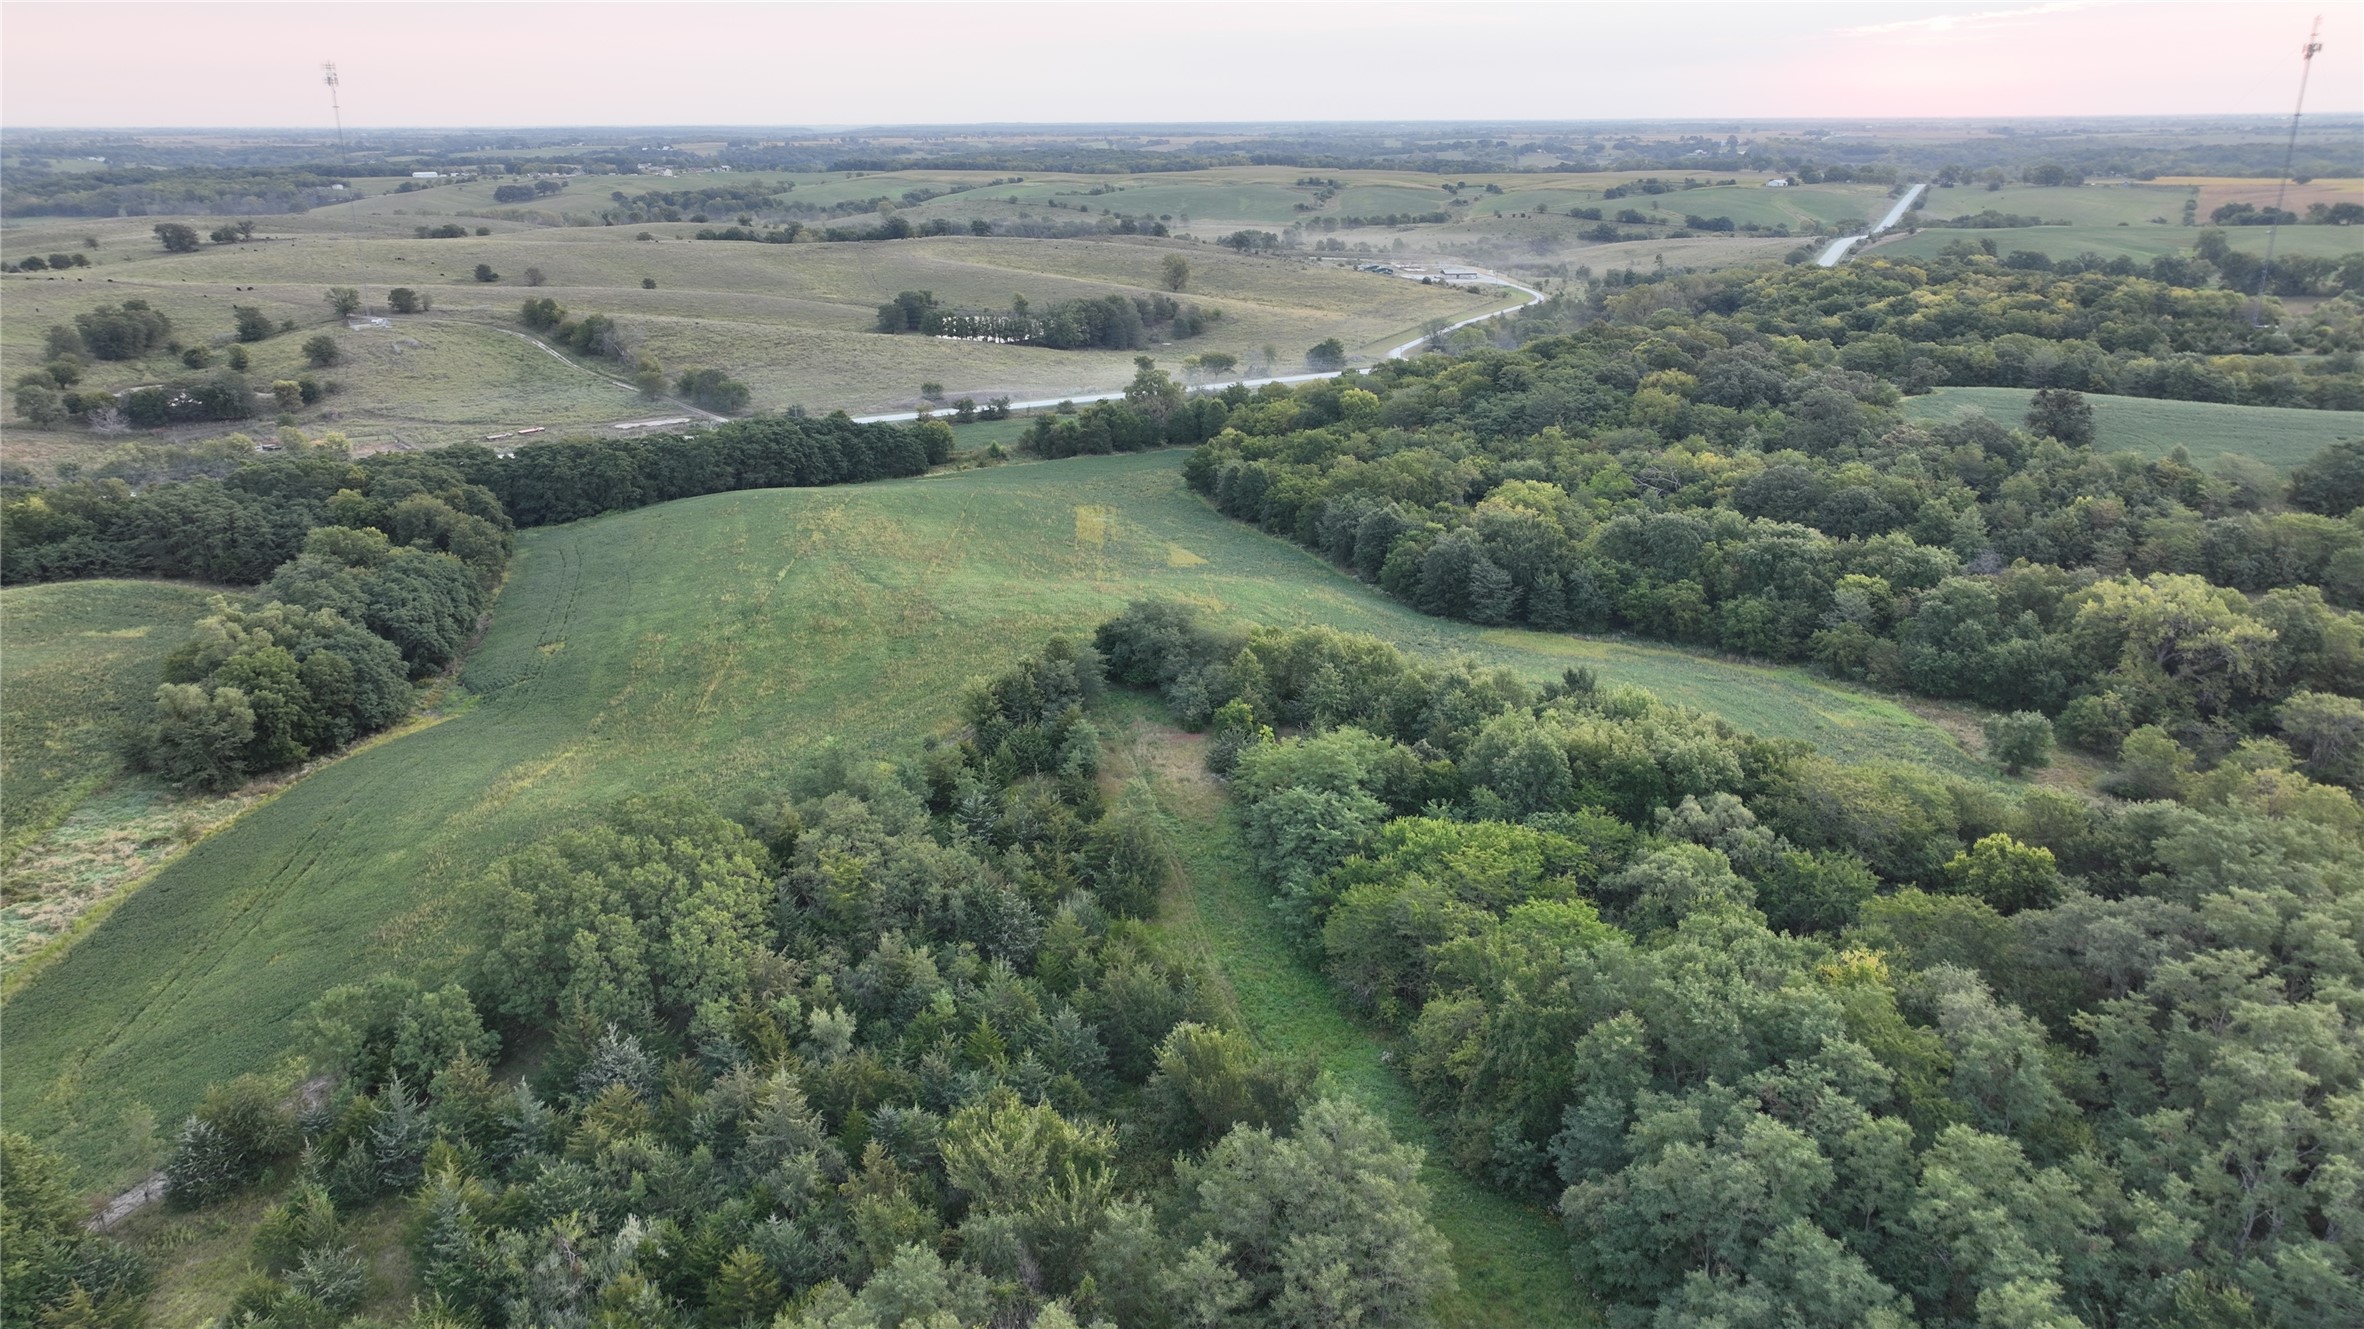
[[1876, 179, 2364, 266], [1903, 387, 2364, 471], [2, 448, 1986, 1191], [0, 580, 224, 862]]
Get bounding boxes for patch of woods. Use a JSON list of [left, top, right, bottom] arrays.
[[2210, 200, 2363, 227], [1092, 599, 2364, 1327], [12, 298, 346, 433], [874, 291, 1219, 351], [1166, 256, 2364, 802], [1, 414, 949, 791], [1588, 240, 2364, 390], [0, 165, 354, 217], [1186, 365, 2364, 785], [998, 360, 1232, 459], [518, 297, 750, 412], [12, 638, 1458, 1329]]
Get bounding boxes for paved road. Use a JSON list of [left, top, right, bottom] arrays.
[[1816, 183, 1927, 267], [852, 272, 1547, 424]]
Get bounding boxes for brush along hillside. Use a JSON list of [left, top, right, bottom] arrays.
[[0, 446, 2010, 1192], [0, 580, 224, 860]]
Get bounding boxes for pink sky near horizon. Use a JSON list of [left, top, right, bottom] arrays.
[[2, 1, 2357, 129]]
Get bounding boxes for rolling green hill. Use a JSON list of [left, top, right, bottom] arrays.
[[1902, 386, 2364, 470], [1, 448, 1987, 1191]]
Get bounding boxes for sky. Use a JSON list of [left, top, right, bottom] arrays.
[[2, 1, 2357, 129]]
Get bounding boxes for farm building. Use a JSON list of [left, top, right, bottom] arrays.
[[1764, 178, 1792, 188], [1440, 265, 1481, 281]]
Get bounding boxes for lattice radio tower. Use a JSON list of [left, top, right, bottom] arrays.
[[2252, 16, 2325, 326], [323, 62, 346, 164]]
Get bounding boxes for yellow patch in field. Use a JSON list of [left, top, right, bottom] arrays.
[[538, 640, 567, 655], [1075, 505, 1117, 546], [1165, 544, 1208, 567], [83, 627, 151, 640]]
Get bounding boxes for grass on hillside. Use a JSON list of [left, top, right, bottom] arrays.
[[1101, 703, 1597, 1328], [0, 580, 223, 862], [1, 448, 1991, 1189], [1902, 386, 2364, 471]]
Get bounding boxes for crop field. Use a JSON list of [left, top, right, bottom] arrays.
[[1917, 182, 2193, 228], [0, 580, 224, 863], [0, 447, 1991, 1189], [1903, 386, 2364, 470], [2153, 175, 2364, 218]]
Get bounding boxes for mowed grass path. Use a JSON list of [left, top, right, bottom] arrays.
[[1102, 706, 1595, 1327], [5, 450, 1979, 1187], [1903, 386, 2364, 471]]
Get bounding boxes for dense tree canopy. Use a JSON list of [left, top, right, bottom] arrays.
[[153, 642, 1456, 1329], [1166, 300, 2364, 784], [1096, 600, 2364, 1329]]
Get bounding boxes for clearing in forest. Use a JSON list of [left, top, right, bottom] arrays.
[[1099, 701, 1598, 1328]]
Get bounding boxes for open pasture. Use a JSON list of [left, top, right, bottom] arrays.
[[1903, 386, 2364, 471], [1880, 182, 2364, 265], [1, 447, 1988, 1188], [0, 162, 1900, 468], [1, 220, 1499, 465]]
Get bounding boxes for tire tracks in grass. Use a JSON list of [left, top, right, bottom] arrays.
[[1104, 706, 1597, 1329]]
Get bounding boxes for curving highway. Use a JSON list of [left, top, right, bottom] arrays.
[[853, 270, 1546, 424], [1816, 183, 1927, 267]]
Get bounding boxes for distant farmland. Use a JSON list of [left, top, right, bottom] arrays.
[[1903, 387, 2364, 470]]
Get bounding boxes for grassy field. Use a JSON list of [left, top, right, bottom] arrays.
[[1, 163, 1915, 471], [1877, 179, 2364, 266], [1102, 705, 1596, 1328], [1903, 387, 2364, 471], [0, 218, 1504, 469], [1, 448, 1990, 1191], [0, 580, 223, 862]]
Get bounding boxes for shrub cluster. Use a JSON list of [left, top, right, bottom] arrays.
[[876, 290, 1218, 350]]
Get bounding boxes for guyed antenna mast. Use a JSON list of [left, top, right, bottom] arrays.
[[323, 62, 346, 164], [2252, 15, 2323, 326]]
